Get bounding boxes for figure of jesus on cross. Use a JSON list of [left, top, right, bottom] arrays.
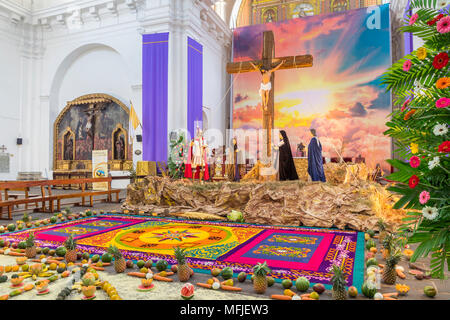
[[249, 60, 285, 111], [227, 30, 313, 155]]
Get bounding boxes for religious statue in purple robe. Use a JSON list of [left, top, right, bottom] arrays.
[[307, 129, 326, 182]]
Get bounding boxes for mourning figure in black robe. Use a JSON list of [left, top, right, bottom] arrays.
[[278, 130, 299, 181], [307, 129, 326, 182]]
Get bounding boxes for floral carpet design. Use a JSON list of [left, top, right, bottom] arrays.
[[0, 214, 364, 287]]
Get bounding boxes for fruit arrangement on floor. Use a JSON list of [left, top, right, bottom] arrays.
[[0, 212, 442, 301]]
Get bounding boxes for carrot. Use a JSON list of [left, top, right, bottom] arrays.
[[396, 269, 406, 279], [212, 277, 220, 283], [127, 272, 146, 278], [300, 293, 311, 299], [384, 297, 397, 300], [46, 260, 62, 265], [89, 266, 105, 271], [7, 252, 25, 256], [378, 264, 385, 268], [153, 274, 173, 282], [383, 292, 398, 298], [300, 297, 316, 300], [197, 283, 213, 289], [158, 271, 174, 276], [52, 257, 64, 261], [271, 294, 292, 300], [220, 285, 242, 292]]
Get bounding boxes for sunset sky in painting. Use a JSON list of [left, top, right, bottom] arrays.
[[232, 4, 391, 171]]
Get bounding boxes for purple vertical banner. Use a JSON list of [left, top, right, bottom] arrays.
[[142, 33, 169, 162], [187, 37, 203, 139], [404, 0, 413, 54]]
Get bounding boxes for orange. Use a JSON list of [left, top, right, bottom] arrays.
[[12, 265, 20, 272]]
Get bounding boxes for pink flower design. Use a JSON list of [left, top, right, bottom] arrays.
[[403, 60, 412, 72], [401, 99, 410, 112], [419, 191, 430, 205], [409, 156, 421, 168], [409, 13, 419, 25], [437, 16, 450, 34], [436, 97, 450, 108]]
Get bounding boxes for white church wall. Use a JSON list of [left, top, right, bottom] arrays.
[[1, 0, 231, 180], [0, 21, 21, 180]]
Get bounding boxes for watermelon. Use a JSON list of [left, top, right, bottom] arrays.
[[366, 258, 378, 268], [50, 217, 57, 223], [42, 247, 50, 254], [55, 246, 67, 257], [180, 283, 194, 300], [18, 241, 27, 250], [155, 259, 168, 271], [91, 255, 100, 263], [101, 253, 113, 263], [7, 224, 16, 232], [221, 267, 234, 280], [295, 277, 310, 292], [82, 252, 90, 260], [136, 260, 145, 268], [366, 239, 376, 250], [0, 239, 4, 247], [0, 275, 7, 283], [361, 281, 377, 298]]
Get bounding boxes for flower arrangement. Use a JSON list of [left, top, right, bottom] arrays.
[[167, 133, 186, 179], [381, 0, 449, 279]]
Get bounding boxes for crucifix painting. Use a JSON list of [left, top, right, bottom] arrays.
[[227, 30, 313, 155], [83, 102, 106, 152]]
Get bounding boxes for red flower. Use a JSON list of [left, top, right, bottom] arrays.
[[401, 99, 410, 112], [409, 156, 421, 168], [438, 141, 450, 153], [433, 52, 449, 69], [409, 175, 419, 188], [427, 14, 444, 26]]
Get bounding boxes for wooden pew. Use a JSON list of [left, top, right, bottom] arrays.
[[0, 177, 121, 220]]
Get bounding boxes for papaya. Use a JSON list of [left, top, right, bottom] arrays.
[[48, 274, 59, 282], [23, 283, 34, 291]]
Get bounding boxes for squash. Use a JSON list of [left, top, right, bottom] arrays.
[[361, 280, 377, 298]]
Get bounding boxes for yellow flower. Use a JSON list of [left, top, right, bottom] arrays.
[[417, 47, 427, 60], [410, 143, 419, 154]]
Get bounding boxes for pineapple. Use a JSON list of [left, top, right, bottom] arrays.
[[331, 265, 347, 300], [25, 232, 36, 258], [64, 234, 77, 263], [377, 219, 387, 243], [252, 262, 271, 294], [107, 245, 126, 273], [174, 247, 190, 282], [382, 249, 402, 285]]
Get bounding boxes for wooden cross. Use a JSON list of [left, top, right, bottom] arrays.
[[227, 30, 313, 156]]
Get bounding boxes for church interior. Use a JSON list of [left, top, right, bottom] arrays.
[[0, 0, 448, 304]]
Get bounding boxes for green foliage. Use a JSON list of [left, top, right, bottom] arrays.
[[381, 3, 449, 279], [25, 232, 35, 248], [127, 164, 137, 182], [253, 261, 271, 276], [167, 133, 186, 179]]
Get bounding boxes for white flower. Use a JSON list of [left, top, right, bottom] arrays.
[[433, 123, 448, 136], [422, 206, 439, 220], [428, 156, 440, 170], [436, 0, 450, 9]]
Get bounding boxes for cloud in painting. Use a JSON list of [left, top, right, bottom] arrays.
[[349, 102, 368, 117], [234, 93, 249, 104]]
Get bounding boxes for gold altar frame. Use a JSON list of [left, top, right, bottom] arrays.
[[53, 93, 133, 172]]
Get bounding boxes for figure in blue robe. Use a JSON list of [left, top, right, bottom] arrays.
[[307, 129, 326, 182]]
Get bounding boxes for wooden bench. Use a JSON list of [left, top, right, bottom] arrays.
[[0, 177, 121, 220]]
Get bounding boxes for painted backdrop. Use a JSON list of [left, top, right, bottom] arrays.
[[232, 4, 391, 171]]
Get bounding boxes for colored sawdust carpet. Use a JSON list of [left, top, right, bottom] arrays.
[[0, 214, 364, 287]]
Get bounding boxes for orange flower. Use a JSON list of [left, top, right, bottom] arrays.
[[404, 109, 416, 120], [436, 77, 450, 89]]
